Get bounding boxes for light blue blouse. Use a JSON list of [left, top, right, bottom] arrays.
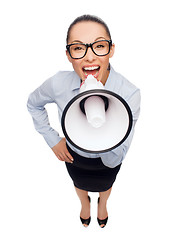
[[27, 66, 141, 168]]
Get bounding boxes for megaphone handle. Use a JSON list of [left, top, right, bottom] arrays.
[[79, 95, 109, 115]]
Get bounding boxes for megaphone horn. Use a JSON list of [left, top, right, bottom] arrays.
[[61, 75, 133, 153]]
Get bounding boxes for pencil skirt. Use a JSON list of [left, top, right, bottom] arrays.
[[65, 145, 121, 192]]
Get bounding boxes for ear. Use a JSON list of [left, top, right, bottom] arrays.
[[109, 43, 115, 58], [66, 50, 73, 63]]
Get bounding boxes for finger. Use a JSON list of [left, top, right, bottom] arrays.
[[65, 151, 74, 162], [58, 152, 73, 164], [56, 154, 64, 161], [64, 154, 74, 163], [55, 151, 65, 162]]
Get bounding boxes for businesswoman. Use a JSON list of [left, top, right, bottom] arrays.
[[27, 15, 141, 228]]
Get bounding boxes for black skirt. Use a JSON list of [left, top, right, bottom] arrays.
[[65, 145, 121, 192]]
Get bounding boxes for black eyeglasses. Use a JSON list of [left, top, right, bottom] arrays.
[[66, 40, 112, 59]]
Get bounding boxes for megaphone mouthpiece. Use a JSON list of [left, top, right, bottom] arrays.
[[80, 75, 104, 93]]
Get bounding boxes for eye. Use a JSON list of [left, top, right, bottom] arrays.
[[96, 44, 105, 49], [74, 46, 83, 51], [71, 44, 86, 52]]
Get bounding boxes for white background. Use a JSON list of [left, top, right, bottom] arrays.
[[0, 0, 186, 239]]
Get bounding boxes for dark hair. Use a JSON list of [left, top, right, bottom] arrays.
[[66, 14, 111, 44]]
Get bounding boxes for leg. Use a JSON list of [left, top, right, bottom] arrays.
[[98, 187, 112, 227], [75, 187, 90, 227]]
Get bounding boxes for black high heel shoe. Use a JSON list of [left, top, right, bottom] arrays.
[[97, 197, 108, 228], [80, 196, 91, 227]]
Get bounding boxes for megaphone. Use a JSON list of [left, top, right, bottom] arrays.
[[61, 75, 133, 153]]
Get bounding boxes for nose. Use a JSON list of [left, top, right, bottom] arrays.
[[84, 46, 96, 62]]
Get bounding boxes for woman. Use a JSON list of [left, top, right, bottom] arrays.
[[27, 15, 141, 228]]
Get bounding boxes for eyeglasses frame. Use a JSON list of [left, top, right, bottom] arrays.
[[66, 39, 113, 59]]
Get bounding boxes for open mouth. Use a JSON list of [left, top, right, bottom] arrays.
[[82, 66, 100, 78]]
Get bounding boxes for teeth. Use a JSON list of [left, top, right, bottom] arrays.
[[84, 66, 99, 71]]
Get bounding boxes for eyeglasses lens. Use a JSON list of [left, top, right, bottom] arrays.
[[93, 41, 110, 56], [69, 44, 86, 59]]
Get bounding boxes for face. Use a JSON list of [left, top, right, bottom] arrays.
[[66, 21, 115, 85]]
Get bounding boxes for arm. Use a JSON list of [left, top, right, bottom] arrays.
[[119, 89, 141, 153], [100, 88, 141, 168], [27, 77, 73, 163], [110, 89, 141, 163]]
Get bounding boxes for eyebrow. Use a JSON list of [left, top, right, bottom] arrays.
[[71, 40, 83, 44], [70, 37, 107, 44], [95, 37, 107, 41]]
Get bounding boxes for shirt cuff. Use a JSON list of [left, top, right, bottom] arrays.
[[43, 131, 63, 148]]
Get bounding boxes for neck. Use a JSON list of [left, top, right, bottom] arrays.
[[101, 69, 110, 86]]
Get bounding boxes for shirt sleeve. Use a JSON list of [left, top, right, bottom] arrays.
[[27, 77, 62, 148], [101, 89, 141, 168], [113, 89, 141, 157]]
